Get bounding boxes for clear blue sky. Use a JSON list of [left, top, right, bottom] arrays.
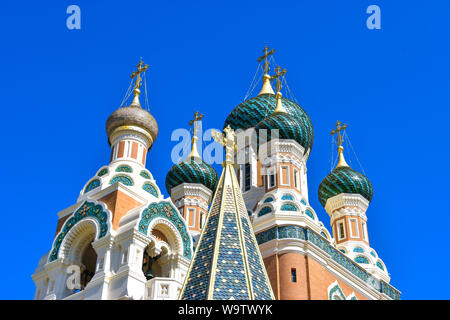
[[0, 0, 448, 299]]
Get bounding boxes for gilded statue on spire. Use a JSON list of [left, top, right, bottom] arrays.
[[130, 59, 149, 107], [212, 125, 237, 166]]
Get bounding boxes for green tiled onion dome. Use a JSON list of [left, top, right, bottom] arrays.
[[165, 157, 219, 196], [223, 93, 314, 148], [255, 111, 312, 151], [318, 166, 373, 207]]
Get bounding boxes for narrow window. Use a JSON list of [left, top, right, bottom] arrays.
[[338, 222, 345, 240], [244, 163, 251, 191], [268, 171, 276, 188], [291, 268, 297, 282], [294, 169, 299, 190], [123, 248, 128, 264], [362, 222, 367, 241], [281, 165, 290, 186], [199, 212, 204, 229], [349, 218, 359, 238], [188, 208, 196, 227]]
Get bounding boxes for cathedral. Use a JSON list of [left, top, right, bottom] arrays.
[[32, 48, 400, 300]]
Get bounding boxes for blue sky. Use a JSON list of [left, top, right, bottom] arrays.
[[0, 0, 449, 299]]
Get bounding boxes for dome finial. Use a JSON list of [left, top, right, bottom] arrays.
[[186, 111, 204, 159], [330, 121, 349, 168], [257, 45, 276, 95], [272, 66, 288, 114], [129, 58, 149, 107]]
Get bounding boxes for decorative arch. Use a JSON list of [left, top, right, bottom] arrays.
[[353, 247, 365, 253], [258, 206, 273, 217], [263, 197, 274, 203], [48, 201, 111, 262], [376, 260, 385, 271], [328, 281, 346, 300], [84, 179, 100, 193], [300, 198, 307, 205], [110, 174, 134, 186], [140, 170, 152, 180], [281, 194, 294, 201], [305, 209, 315, 220], [143, 182, 159, 197], [148, 218, 183, 256], [281, 203, 298, 211], [138, 201, 192, 260], [97, 168, 108, 177], [116, 165, 133, 173], [355, 256, 370, 264]]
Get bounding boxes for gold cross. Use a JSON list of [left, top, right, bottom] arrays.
[[130, 59, 149, 91], [257, 45, 275, 74], [271, 66, 287, 92], [330, 121, 348, 147], [189, 111, 204, 137]]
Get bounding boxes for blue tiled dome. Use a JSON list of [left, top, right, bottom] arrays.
[[165, 157, 219, 196], [318, 166, 373, 207], [223, 93, 313, 147], [255, 111, 312, 151]]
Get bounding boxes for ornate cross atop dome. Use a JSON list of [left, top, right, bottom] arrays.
[[330, 121, 349, 168], [130, 59, 149, 107], [186, 111, 204, 159]]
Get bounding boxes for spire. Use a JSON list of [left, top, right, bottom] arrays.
[[129, 59, 149, 107], [257, 45, 276, 95], [186, 111, 203, 159], [331, 121, 349, 168], [272, 66, 288, 114], [179, 126, 274, 300]]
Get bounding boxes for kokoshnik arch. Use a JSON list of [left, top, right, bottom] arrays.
[[32, 48, 400, 300]]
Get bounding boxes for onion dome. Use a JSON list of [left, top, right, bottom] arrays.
[[165, 120, 219, 196], [106, 60, 158, 148], [254, 92, 312, 151], [318, 146, 373, 207], [106, 105, 158, 144]]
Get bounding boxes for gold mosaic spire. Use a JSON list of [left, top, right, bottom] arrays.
[[179, 126, 274, 300]]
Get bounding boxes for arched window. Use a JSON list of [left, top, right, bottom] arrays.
[[80, 241, 97, 289], [258, 206, 272, 217], [263, 197, 274, 203], [353, 247, 364, 253]]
